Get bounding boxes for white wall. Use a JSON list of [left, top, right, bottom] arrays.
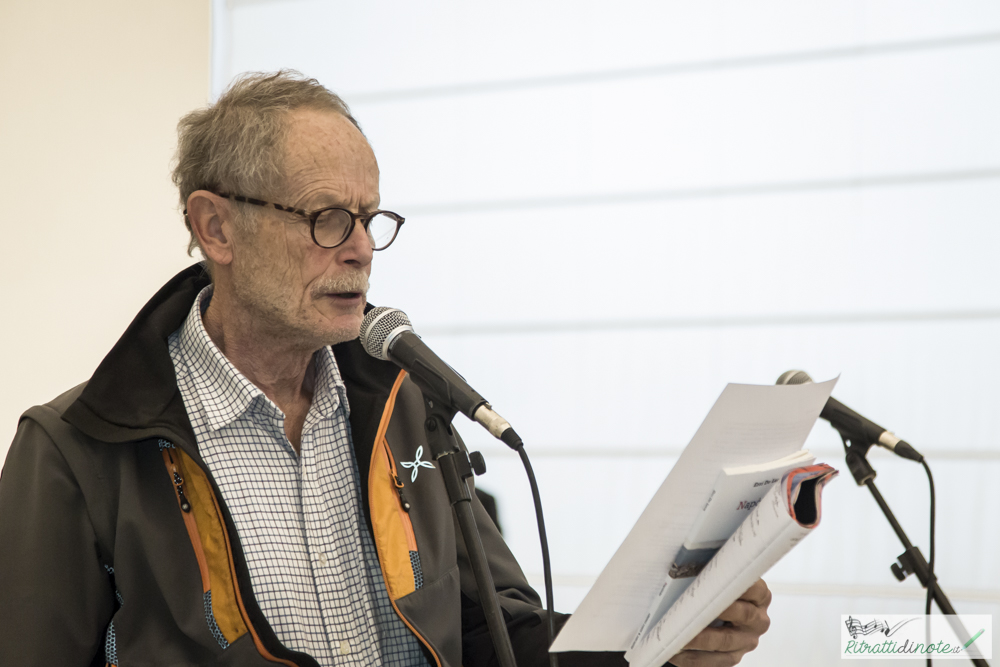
[[3, 1, 995, 663], [218, 2, 1000, 665], [0, 0, 211, 457]]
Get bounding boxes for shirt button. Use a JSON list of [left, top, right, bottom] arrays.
[[339, 640, 350, 655], [318, 552, 328, 566]]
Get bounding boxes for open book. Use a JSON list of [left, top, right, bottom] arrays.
[[624, 463, 838, 667], [550, 378, 840, 657], [625, 450, 817, 653]]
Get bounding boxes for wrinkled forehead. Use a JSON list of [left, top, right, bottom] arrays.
[[278, 108, 379, 202]]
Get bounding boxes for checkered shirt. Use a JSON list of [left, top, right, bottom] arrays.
[[168, 286, 431, 667]]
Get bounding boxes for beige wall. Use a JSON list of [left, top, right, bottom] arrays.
[[0, 1, 211, 460]]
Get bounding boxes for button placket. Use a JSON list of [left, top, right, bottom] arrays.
[[298, 428, 352, 662]]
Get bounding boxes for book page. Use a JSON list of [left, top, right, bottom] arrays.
[[626, 449, 816, 649], [625, 465, 838, 667], [689, 449, 815, 547], [551, 378, 837, 653]]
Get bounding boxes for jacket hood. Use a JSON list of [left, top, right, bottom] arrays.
[[61, 263, 212, 447]]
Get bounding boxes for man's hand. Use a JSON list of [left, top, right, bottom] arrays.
[[666, 578, 772, 667]]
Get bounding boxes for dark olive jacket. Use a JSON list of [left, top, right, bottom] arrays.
[[0, 264, 625, 667]]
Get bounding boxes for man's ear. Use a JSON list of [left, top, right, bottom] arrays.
[[186, 191, 235, 266]]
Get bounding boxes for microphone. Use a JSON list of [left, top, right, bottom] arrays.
[[776, 370, 923, 462], [360, 306, 523, 450]]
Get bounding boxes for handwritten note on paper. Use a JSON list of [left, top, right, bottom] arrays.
[[550, 378, 838, 653]]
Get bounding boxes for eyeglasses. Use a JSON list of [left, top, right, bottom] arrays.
[[211, 191, 404, 251]]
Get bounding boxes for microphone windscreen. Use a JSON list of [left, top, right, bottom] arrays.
[[776, 369, 813, 385], [360, 306, 413, 360]]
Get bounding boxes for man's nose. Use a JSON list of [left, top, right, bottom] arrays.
[[338, 218, 374, 266]]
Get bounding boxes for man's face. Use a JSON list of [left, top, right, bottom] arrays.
[[228, 108, 379, 349]]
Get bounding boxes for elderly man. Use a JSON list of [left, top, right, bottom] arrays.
[[0, 71, 770, 667]]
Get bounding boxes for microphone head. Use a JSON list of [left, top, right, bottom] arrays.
[[360, 307, 414, 361], [776, 369, 813, 385]]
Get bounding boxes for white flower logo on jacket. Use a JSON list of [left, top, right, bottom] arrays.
[[400, 446, 435, 482]]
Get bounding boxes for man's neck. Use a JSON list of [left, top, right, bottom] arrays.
[[201, 289, 316, 452]]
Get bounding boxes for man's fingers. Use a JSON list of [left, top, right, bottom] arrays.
[[682, 623, 760, 654], [717, 600, 770, 635], [666, 580, 772, 665], [667, 649, 744, 667], [737, 578, 771, 608]]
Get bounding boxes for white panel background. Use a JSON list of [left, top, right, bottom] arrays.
[[218, 2, 1000, 665]]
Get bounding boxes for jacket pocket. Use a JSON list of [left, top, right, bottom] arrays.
[[367, 370, 423, 600], [160, 442, 249, 649]]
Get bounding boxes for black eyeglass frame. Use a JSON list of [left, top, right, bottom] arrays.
[[208, 191, 405, 251]]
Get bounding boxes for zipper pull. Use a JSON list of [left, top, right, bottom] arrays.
[[161, 445, 192, 513], [165, 450, 192, 513], [173, 471, 192, 513], [391, 471, 411, 512], [174, 468, 191, 512]]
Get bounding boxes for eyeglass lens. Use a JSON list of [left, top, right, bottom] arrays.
[[313, 210, 398, 250]]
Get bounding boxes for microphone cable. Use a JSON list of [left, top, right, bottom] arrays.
[[923, 459, 936, 667], [501, 429, 559, 667]]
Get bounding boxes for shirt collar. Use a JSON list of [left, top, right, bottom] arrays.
[[176, 286, 349, 431], [311, 343, 350, 421]]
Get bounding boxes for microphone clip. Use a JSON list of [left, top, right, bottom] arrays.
[[838, 430, 878, 486]]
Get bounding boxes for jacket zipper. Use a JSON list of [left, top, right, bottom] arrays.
[[368, 370, 442, 667], [391, 462, 410, 512], [161, 445, 208, 590], [372, 439, 441, 667], [380, 437, 418, 551], [172, 469, 192, 512], [163, 446, 192, 512], [379, 433, 410, 511]]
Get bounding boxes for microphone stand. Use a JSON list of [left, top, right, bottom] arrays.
[[837, 428, 989, 667], [417, 388, 518, 667]]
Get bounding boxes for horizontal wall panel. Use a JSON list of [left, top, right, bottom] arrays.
[[221, 5, 1000, 663], [423, 318, 1000, 452], [346, 44, 1000, 207], [229, 1, 1000, 97], [367, 178, 1000, 326], [479, 453, 1000, 607]]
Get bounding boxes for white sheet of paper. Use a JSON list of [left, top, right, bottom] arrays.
[[550, 377, 838, 653]]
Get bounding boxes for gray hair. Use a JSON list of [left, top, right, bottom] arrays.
[[172, 70, 362, 256]]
